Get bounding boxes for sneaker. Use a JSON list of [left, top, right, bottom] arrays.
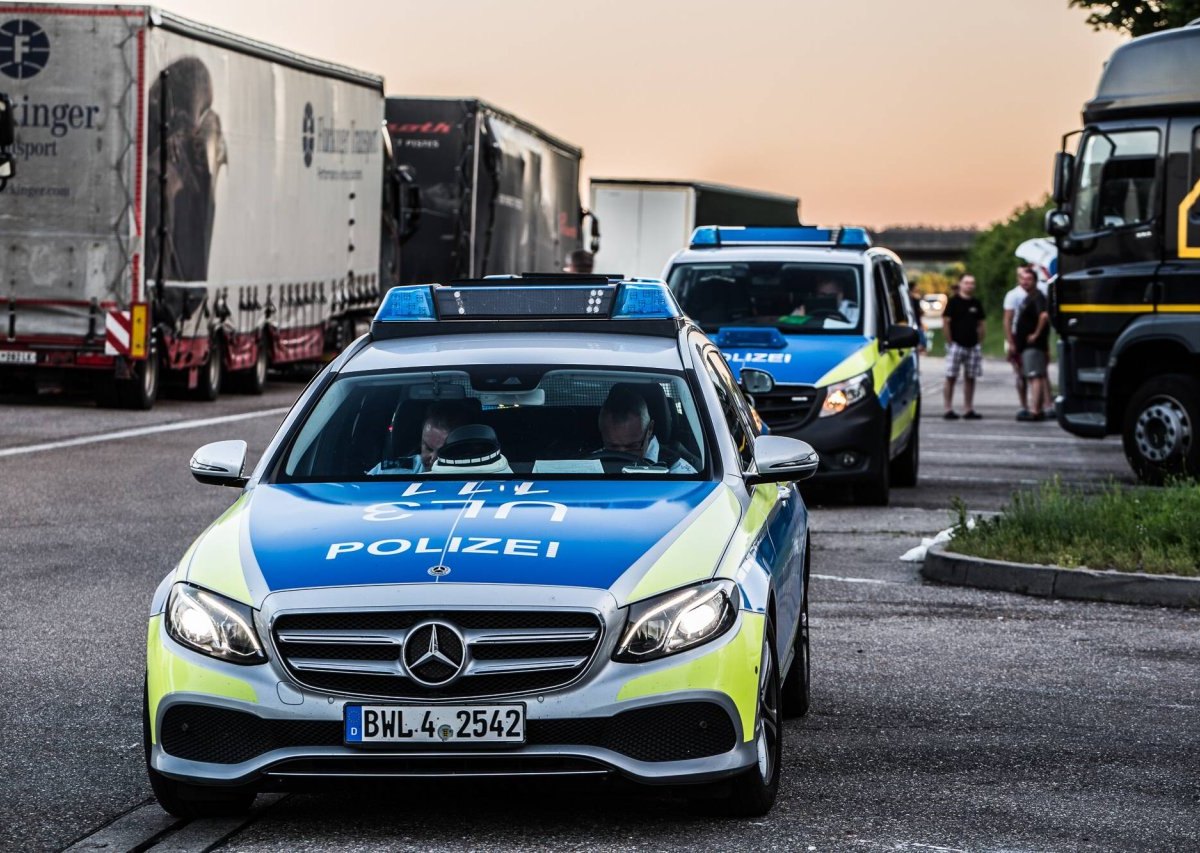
[[964, 411, 983, 420], [1015, 409, 1032, 421], [1030, 411, 1048, 422], [943, 410, 960, 420]]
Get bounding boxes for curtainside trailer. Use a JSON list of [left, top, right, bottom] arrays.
[[0, 4, 386, 408]]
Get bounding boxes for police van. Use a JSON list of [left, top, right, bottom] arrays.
[[664, 226, 921, 505]]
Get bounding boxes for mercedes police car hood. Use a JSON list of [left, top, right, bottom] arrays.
[[718, 328, 875, 387], [181, 480, 743, 607]]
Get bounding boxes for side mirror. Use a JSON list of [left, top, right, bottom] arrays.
[[740, 367, 774, 394], [1051, 151, 1074, 205], [1045, 209, 1071, 238], [883, 324, 920, 350], [746, 435, 819, 485], [190, 440, 249, 487]]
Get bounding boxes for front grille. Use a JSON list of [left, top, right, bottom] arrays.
[[160, 702, 736, 765], [754, 384, 822, 431], [272, 609, 604, 700]]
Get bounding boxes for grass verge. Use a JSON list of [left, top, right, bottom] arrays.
[[948, 479, 1200, 577]]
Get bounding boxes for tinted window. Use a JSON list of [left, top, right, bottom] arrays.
[[1072, 129, 1160, 235], [668, 261, 863, 334], [703, 351, 755, 471], [884, 260, 912, 327]]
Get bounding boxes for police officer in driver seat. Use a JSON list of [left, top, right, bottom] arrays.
[[368, 400, 474, 475], [595, 386, 698, 474]]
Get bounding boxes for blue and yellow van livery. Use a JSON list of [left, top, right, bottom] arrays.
[[144, 276, 818, 820], [664, 226, 922, 505]]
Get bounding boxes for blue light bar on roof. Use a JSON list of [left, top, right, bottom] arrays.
[[375, 285, 436, 322], [689, 225, 872, 249], [612, 282, 680, 319]]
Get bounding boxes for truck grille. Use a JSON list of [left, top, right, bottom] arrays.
[[754, 385, 822, 431], [272, 610, 604, 700]]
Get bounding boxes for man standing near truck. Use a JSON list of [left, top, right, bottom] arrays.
[[1013, 266, 1050, 422], [942, 273, 985, 420]]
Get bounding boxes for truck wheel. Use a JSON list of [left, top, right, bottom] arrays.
[[142, 680, 255, 819], [1122, 374, 1200, 485], [230, 336, 268, 395], [891, 404, 920, 488], [100, 350, 160, 410], [193, 337, 223, 402], [853, 427, 891, 506], [781, 538, 811, 719], [709, 617, 782, 817]]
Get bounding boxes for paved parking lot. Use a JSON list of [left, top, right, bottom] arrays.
[[2, 358, 1197, 852]]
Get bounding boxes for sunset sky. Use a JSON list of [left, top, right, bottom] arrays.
[[58, 0, 1126, 227]]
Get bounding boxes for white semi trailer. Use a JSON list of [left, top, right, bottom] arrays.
[[0, 5, 387, 407]]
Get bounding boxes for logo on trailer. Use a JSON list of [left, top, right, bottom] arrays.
[[301, 102, 315, 167], [0, 20, 49, 80], [402, 621, 466, 686]]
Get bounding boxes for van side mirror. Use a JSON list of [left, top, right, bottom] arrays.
[[884, 324, 920, 350], [190, 440, 249, 487], [1052, 151, 1074, 205], [395, 165, 421, 242], [746, 435, 819, 485]]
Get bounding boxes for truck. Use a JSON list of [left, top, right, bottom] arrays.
[[0, 4, 389, 408], [590, 179, 800, 279], [385, 97, 591, 285], [1047, 22, 1200, 483]]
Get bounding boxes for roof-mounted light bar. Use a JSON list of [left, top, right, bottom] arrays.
[[689, 225, 872, 250]]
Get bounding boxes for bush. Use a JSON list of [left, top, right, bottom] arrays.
[[949, 479, 1200, 576], [964, 197, 1054, 317]]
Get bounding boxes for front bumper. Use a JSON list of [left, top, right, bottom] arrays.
[[773, 399, 887, 483], [146, 584, 764, 788]]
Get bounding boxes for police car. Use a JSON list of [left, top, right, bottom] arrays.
[[664, 226, 921, 505], [144, 275, 817, 818]]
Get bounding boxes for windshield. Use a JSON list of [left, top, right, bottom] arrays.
[[278, 366, 707, 482], [1071, 129, 1160, 236], [667, 261, 863, 333]]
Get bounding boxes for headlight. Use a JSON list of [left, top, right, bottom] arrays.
[[820, 372, 871, 417], [613, 579, 738, 663], [165, 583, 266, 665]]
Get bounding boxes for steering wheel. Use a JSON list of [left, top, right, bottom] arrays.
[[589, 449, 666, 469], [807, 307, 850, 323]]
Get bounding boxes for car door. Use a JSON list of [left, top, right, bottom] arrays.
[[883, 258, 920, 455], [701, 345, 805, 660], [1159, 118, 1200, 312]]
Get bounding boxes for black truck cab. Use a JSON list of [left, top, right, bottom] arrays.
[[1048, 23, 1200, 483]]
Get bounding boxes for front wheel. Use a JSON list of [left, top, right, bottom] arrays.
[[711, 619, 782, 817], [1122, 374, 1200, 485], [853, 426, 891, 506], [193, 336, 224, 402], [782, 538, 811, 718]]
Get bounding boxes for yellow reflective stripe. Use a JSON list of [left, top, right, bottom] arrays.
[[814, 340, 879, 388], [617, 611, 765, 741], [1158, 305, 1200, 313], [628, 486, 741, 603], [145, 615, 258, 743], [1058, 304, 1152, 313], [130, 303, 148, 359], [1177, 176, 1200, 259], [185, 494, 253, 604], [715, 484, 778, 579], [891, 397, 916, 441]]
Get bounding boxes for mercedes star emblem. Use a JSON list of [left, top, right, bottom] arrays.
[[402, 621, 466, 686]]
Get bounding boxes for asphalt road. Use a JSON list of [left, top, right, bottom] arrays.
[[1, 358, 1197, 852]]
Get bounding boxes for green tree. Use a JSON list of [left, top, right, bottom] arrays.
[[964, 197, 1053, 316], [1070, 0, 1200, 36]]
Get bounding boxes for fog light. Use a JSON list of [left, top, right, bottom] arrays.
[[839, 451, 859, 468]]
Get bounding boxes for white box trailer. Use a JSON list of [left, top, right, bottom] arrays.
[[589, 179, 800, 280], [0, 4, 385, 407]]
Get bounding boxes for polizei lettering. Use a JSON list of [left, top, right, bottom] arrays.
[[326, 538, 561, 560], [725, 352, 792, 364]]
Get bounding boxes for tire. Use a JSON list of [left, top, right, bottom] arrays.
[[193, 336, 223, 402], [1122, 373, 1200, 485], [853, 425, 891, 506], [142, 680, 255, 819], [99, 349, 160, 410], [229, 335, 268, 395], [781, 538, 811, 719], [891, 404, 920, 488], [711, 618, 782, 817]]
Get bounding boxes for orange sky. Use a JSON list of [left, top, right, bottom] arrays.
[[56, 0, 1126, 226]]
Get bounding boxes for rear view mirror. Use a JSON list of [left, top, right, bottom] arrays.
[[1045, 209, 1072, 238], [190, 440, 249, 487], [746, 435, 819, 485], [1052, 151, 1074, 205], [884, 324, 920, 350]]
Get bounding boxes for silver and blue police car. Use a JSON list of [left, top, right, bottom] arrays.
[[144, 275, 817, 818], [665, 226, 922, 505]]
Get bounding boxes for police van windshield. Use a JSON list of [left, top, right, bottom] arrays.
[[279, 366, 708, 482], [667, 262, 863, 334]]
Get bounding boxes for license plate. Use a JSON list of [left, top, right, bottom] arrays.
[[0, 350, 36, 364], [344, 704, 526, 745]]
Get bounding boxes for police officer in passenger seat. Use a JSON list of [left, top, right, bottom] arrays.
[[595, 386, 697, 474]]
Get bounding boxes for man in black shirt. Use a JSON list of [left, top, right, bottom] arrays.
[[942, 274, 986, 420], [1013, 271, 1050, 421]]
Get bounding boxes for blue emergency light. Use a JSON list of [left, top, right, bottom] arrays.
[[689, 225, 872, 249]]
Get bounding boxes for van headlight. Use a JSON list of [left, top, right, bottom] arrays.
[[165, 583, 266, 664], [613, 580, 737, 662], [820, 372, 870, 417]]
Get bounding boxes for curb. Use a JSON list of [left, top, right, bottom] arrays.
[[920, 543, 1200, 608]]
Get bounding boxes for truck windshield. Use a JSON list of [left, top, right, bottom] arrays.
[[1071, 129, 1160, 236], [667, 261, 863, 334], [278, 366, 708, 481]]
